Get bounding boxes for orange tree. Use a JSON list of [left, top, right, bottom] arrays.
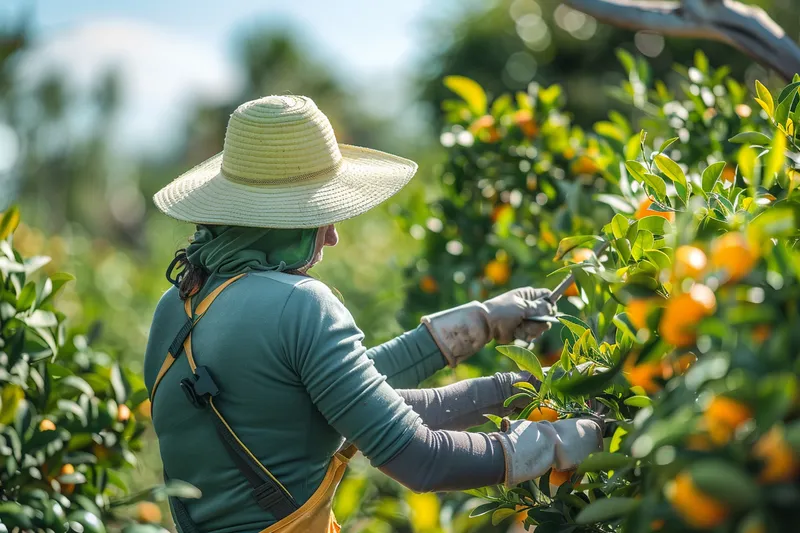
[[0, 207, 198, 532], [400, 53, 800, 533]]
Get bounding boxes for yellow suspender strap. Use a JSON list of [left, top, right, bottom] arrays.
[[149, 274, 246, 403]]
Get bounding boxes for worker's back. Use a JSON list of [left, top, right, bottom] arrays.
[[144, 271, 346, 532]]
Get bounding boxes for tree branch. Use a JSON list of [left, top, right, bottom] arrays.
[[563, 0, 800, 80]]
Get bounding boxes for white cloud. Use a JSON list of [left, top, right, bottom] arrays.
[[17, 18, 243, 154]]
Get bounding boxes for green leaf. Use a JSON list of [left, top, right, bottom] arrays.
[[575, 498, 639, 524], [658, 137, 678, 154], [110, 364, 130, 404], [39, 272, 75, 306], [653, 154, 687, 188], [538, 85, 562, 106], [642, 173, 667, 201], [16, 282, 36, 311], [775, 83, 800, 125], [577, 452, 634, 474], [558, 315, 591, 339], [728, 131, 772, 145], [0, 206, 20, 240], [690, 460, 759, 509], [764, 130, 787, 188], [624, 395, 652, 407], [553, 358, 624, 396], [755, 80, 774, 118], [625, 161, 647, 183], [469, 502, 499, 518], [749, 208, 797, 240], [596, 194, 635, 214], [616, 49, 636, 74], [702, 161, 726, 192], [491, 507, 517, 525], [59, 376, 95, 398], [443, 76, 487, 116], [738, 145, 759, 185], [497, 345, 544, 381], [636, 216, 670, 235], [610, 214, 629, 240], [553, 235, 602, 261]]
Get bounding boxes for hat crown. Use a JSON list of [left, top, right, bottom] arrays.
[[221, 95, 342, 184]]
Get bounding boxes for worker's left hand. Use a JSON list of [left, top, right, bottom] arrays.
[[420, 287, 555, 368], [484, 287, 554, 343]]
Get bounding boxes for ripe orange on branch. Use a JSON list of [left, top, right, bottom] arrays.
[[634, 198, 675, 222], [420, 275, 438, 294], [626, 297, 663, 332], [484, 259, 511, 285], [137, 501, 163, 524], [513, 109, 538, 138], [753, 427, 799, 483], [666, 471, 729, 528], [659, 284, 716, 347], [704, 396, 752, 445], [549, 469, 573, 487], [673, 245, 707, 280], [39, 419, 56, 431], [526, 406, 559, 422], [710, 232, 758, 283]]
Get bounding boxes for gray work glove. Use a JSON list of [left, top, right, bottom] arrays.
[[491, 417, 603, 488], [421, 288, 555, 368]]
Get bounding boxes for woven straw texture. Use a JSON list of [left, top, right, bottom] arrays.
[[154, 95, 418, 229]]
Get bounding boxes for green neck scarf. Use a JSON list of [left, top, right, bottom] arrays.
[[185, 225, 320, 277]]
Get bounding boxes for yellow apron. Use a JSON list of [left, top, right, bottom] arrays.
[[151, 274, 354, 533]]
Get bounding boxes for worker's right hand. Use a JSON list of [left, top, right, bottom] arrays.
[[490, 417, 603, 488], [420, 288, 555, 368]]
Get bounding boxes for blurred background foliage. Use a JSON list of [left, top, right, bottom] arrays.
[[1, 0, 798, 531]]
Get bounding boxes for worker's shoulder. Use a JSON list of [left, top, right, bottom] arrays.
[[244, 271, 340, 307]]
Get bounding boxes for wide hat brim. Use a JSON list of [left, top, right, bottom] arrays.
[[153, 144, 418, 229]]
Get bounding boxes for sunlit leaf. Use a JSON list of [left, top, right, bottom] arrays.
[[443, 76, 487, 116], [496, 345, 544, 381], [755, 80, 774, 118]]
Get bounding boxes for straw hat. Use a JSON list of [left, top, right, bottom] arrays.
[[154, 95, 418, 228]]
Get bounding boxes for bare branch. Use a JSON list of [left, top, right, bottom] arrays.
[[563, 0, 800, 80]]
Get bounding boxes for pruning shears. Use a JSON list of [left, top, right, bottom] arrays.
[[525, 240, 611, 324]]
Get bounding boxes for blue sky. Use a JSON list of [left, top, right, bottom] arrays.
[[12, 0, 447, 153]]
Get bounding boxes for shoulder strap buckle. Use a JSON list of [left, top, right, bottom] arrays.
[[180, 366, 219, 408]]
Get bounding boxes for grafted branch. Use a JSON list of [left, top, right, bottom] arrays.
[[563, 0, 800, 80]]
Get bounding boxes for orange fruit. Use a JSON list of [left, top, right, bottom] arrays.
[[491, 204, 513, 223], [624, 359, 663, 394], [735, 105, 752, 118], [39, 419, 56, 432], [626, 298, 662, 331], [137, 399, 152, 419], [570, 248, 592, 263], [710, 232, 758, 283], [659, 284, 716, 347], [704, 396, 752, 445], [92, 443, 111, 461], [570, 155, 601, 175], [514, 109, 539, 138], [420, 275, 438, 294], [526, 406, 559, 423], [634, 198, 675, 222], [753, 427, 799, 483], [484, 260, 511, 285], [549, 469, 573, 487], [650, 519, 665, 531], [685, 433, 714, 451], [666, 471, 729, 528], [563, 282, 579, 297], [662, 353, 697, 379], [721, 164, 737, 183], [137, 501, 163, 524], [60, 464, 75, 495], [117, 404, 131, 423], [469, 115, 501, 143], [673, 246, 707, 280], [752, 325, 771, 343]]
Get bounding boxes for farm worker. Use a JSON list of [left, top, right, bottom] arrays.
[[145, 95, 603, 532]]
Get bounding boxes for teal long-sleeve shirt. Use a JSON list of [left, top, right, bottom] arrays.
[[143, 271, 447, 532]]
